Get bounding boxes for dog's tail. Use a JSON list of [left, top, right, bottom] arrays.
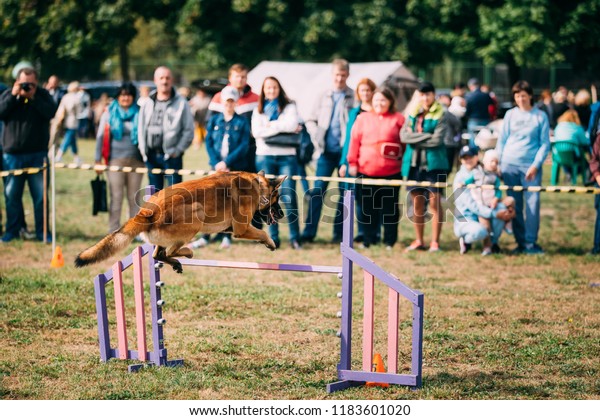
[[74, 210, 151, 268]]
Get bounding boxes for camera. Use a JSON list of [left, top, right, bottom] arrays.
[[20, 82, 33, 92]]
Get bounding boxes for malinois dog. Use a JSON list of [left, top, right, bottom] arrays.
[[75, 171, 286, 273]]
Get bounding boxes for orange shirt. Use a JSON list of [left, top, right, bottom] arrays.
[[347, 111, 405, 177]]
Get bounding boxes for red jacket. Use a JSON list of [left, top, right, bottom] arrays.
[[208, 84, 259, 118], [347, 111, 405, 177]]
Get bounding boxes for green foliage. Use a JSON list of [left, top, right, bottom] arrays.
[[477, 0, 564, 68], [0, 0, 598, 81]]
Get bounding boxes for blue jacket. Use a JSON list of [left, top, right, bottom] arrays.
[[466, 89, 493, 120], [205, 113, 249, 170], [453, 165, 500, 227], [588, 102, 600, 139], [553, 122, 589, 146]]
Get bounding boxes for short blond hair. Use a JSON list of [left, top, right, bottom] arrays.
[[557, 109, 581, 125], [332, 58, 349, 73], [574, 89, 591, 107]]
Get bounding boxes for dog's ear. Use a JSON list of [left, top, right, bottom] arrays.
[[257, 170, 265, 177], [270, 175, 287, 190]]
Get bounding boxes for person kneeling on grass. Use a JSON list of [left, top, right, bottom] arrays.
[[463, 149, 516, 254], [453, 145, 514, 255]]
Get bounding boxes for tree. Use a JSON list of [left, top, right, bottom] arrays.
[[0, 0, 183, 81]]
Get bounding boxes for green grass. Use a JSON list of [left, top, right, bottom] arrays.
[[1, 139, 599, 400]]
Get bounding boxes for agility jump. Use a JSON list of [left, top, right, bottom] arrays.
[[92, 190, 424, 392]]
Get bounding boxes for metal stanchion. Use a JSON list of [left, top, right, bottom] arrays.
[[50, 145, 56, 255]]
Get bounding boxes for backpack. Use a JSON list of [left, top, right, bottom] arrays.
[[296, 124, 315, 165]]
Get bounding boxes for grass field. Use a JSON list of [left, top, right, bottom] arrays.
[[1, 139, 599, 400]]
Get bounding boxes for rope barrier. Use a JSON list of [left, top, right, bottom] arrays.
[[3, 163, 600, 194]]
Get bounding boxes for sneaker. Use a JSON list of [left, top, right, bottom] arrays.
[[189, 237, 208, 249], [481, 247, 492, 256], [1, 232, 18, 243], [291, 240, 302, 250], [491, 244, 501, 254], [20, 228, 37, 240], [273, 238, 281, 249], [353, 234, 364, 243], [385, 245, 393, 251], [428, 241, 440, 252], [405, 240, 426, 252], [459, 237, 471, 255], [219, 237, 231, 249], [74, 156, 83, 166], [524, 243, 544, 255]]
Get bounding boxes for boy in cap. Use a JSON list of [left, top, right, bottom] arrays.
[[452, 145, 514, 255], [191, 85, 250, 249]]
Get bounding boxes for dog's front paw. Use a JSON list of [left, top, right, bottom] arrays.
[[172, 261, 183, 274], [264, 238, 277, 251]]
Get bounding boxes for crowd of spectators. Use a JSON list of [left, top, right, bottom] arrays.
[[1, 61, 599, 256]]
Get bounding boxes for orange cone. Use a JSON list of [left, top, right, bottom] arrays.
[[50, 246, 64, 268], [366, 353, 389, 388]]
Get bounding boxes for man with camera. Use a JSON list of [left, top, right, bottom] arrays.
[[0, 67, 57, 243]]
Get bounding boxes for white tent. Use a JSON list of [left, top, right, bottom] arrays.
[[247, 60, 418, 120]]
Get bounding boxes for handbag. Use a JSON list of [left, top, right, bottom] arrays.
[[101, 123, 111, 164], [296, 125, 315, 165], [380, 142, 402, 160], [263, 132, 302, 147], [91, 175, 108, 216]]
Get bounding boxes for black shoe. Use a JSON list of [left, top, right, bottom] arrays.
[[273, 238, 281, 249], [354, 234, 364, 243], [300, 235, 314, 243], [511, 245, 526, 255], [291, 240, 302, 250], [491, 244, 501, 254]]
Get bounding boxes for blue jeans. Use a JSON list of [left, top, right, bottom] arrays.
[[502, 163, 542, 247], [302, 151, 342, 240], [594, 183, 600, 253], [454, 203, 506, 245], [297, 163, 310, 195], [3, 151, 47, 239], [467, 118, 489, 148], [145, 151, 183, 191], [255, 155, 300, 243], [59, 128, 78, 154]]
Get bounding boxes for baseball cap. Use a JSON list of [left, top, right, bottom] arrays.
[[459, 145, 479, 158], [221, 86, 239, 102]]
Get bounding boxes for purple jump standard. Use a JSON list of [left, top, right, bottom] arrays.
[[92, 187, 424, 392]]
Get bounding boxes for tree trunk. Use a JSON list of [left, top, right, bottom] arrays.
[[119, 40, 130, 82], [506, 55, 521, 86]]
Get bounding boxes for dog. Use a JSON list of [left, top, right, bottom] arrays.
[[75, 171, 286, 273]]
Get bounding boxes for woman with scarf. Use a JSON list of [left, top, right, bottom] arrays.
[[252, 76, 302, 250], [94, 82, 144, 233]]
